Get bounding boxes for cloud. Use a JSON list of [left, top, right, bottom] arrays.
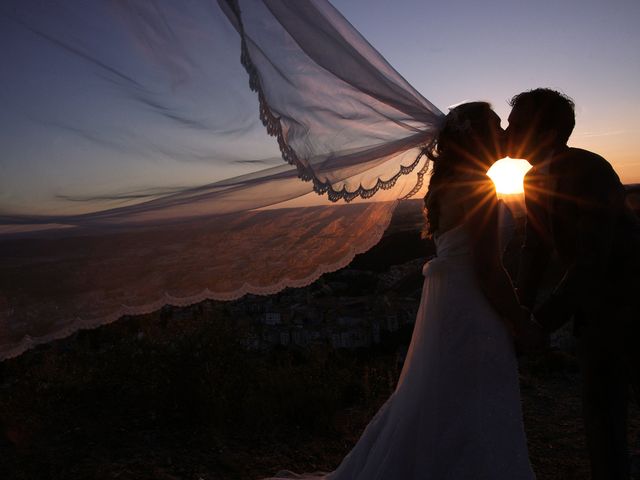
[[55, 185, 188, 203], [576, 130, 627, 138]]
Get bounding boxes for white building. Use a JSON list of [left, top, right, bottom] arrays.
[[263, 312, 281, 325], [291, 329, 308, 346], [386, 313, 399, 332]]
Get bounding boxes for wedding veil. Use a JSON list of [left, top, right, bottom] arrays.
[[0, 0, 444, 359]]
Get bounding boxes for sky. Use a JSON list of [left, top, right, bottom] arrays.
[[1, 0, 639, 219], [332, 0, 640, 182]]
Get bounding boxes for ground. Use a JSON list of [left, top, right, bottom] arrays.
[[1, 306, 638, 480]]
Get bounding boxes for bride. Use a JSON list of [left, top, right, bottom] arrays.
[[264, 102, 541, 480]]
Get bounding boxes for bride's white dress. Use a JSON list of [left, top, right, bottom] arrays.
[[265, 222, 535, 479]]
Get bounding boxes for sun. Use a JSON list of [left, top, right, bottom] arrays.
[[486, 158, 532, 195]]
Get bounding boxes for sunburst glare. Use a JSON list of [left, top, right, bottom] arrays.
[[487, 158, 532, 194]]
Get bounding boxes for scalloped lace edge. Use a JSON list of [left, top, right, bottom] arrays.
[[229, 0, 425, 203], [0, 200, 399, 361]]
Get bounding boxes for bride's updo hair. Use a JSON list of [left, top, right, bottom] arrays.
[[422, 101, 495, 238]]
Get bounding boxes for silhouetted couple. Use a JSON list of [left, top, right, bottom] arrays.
[[264, 89, 639, 480]]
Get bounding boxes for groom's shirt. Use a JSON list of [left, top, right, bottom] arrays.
[[519, 147, 639, 332]]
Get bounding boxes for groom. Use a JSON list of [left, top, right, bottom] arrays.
[[506, 88, 640, 479]]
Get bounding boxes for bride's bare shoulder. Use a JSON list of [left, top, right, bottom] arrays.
[[435, 181, 471, 232], [432, 172, 497, 235], [439, 174, 495, 228], [440, 173, 494, 204]]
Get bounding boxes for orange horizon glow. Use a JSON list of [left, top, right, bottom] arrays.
[[486, 157, 533, 195]]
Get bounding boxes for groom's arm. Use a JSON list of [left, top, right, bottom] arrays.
[[516, 225, 551, 309]]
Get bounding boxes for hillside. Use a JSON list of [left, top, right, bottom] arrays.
[[1, 198, 639, 480]]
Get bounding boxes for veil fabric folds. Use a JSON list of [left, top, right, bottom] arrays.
[[0, 0, 444, 359]]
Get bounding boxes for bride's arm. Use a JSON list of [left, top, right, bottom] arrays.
[[462, 175, 529, 332]]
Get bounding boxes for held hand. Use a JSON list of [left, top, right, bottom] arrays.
[[512, 307, 546, 354]]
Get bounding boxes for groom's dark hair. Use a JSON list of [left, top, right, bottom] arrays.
[[509, 88, 575, 145]]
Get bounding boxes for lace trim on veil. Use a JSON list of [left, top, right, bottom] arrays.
[[0, 201, 397, 360], [227, 0, 425, 202]]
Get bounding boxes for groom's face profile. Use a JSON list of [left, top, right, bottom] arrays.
[[505, 103, 538, 162], [506, 102, 557, 165]]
